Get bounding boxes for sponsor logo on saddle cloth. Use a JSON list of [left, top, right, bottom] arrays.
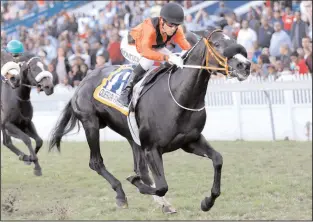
[[93, 65, 135, 115]]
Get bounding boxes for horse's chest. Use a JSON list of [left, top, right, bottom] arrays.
[[8, 102, 32, 123]]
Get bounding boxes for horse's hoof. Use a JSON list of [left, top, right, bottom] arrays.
[[18, 154, 26, 161], [34, 169, 42, 176], [201, 197, 213, 212], [162, 205, 177, 214], [126, 175, 141, 184], [24, 161, 32, 165], [116, 198, 128, 209]]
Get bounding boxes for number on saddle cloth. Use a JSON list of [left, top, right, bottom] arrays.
[[103, 65, 134, 95]]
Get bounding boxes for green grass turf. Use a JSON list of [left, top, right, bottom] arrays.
[[1, 140, 312, 220]]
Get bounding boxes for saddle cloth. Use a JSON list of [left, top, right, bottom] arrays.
[[93, 63, 172, 145], [93, 64, 135, 115]]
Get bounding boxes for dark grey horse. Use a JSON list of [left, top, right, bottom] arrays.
[[1, 53, 54, 176], [1, 51, 22, 89], [49, 29, 251, 211]]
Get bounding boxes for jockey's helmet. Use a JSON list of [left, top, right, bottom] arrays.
[[6, 40, 24, 57], [160, 2, 185, 25]]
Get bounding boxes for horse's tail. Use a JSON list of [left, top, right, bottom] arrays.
[[49, 101, 80, 152]]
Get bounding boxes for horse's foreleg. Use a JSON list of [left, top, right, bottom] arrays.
[[25, 121, 43, 154], [182, 134, 223, 212], [2, 129, 29, 160], [4, 122, 42, 176], [129, 141, 176, 213], [82, 116, 128, 208]]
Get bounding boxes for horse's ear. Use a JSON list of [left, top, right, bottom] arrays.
[[206, 27, 223, 40]]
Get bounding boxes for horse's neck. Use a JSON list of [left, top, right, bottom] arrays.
[[17, 73, 31, 101], [172, 40, 211, 109]]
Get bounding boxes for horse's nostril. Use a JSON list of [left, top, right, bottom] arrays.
[[44, 85, 50, 89], [237, 63, 243, 69]]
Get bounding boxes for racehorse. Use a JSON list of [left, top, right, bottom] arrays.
[[49, 29, 251, 212], [1, 51, 22, 89], [1, 52, 54, 176]]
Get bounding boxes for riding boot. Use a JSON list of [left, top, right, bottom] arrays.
[[118, 64, 146, 107]]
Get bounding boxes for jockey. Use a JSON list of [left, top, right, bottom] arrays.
[[1, 40, 24, 82], [118, 2, 192, 107], [5, 40, 25, 61]]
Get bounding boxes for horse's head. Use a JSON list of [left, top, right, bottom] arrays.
[[1, 52, 22, 88], [194, 29, 251, 81], [19, 55, 54, 95]]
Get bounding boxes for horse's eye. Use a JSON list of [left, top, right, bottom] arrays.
[[214, 42, 220, 47]]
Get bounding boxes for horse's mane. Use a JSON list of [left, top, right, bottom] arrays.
[[191, 26, 217, 39], [185, 26, 218, 47]]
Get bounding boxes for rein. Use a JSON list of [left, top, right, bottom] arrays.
[[168, 30, 230, 112]]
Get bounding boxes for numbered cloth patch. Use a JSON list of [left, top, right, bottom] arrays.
[[93, 65, 134, 115]]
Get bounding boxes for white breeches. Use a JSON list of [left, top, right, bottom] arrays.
[[120, 33, 172, 71]]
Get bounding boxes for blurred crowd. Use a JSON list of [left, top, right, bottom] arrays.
[[1, 0, 312, 89], [1, 1, 57, 25]]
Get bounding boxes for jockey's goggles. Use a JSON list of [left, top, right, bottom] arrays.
[[163, 20, 179, 28]]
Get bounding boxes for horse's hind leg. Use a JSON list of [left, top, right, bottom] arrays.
[[182, 134, 223, 212], [25, 121, 43, 154], [82, 116, 128, 208], [129, 141, 176, 213], [127, 144, 169, 197], [4, 122, 42, 176]]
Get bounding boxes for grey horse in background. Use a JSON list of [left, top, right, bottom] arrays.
[[1, 52, 54, 176]]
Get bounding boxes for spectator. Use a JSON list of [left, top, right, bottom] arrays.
[[184, 14, 203, 32], [257, 54, 271, 79], [246, 8, 261, 33], [290, 51, 309, 74], [124, 5, 133, 29], [38, 49, 49, 66], [43, 38, 57, 65], [223, 13, 240, 39], [300, 1, 312, 25], [279, 44, 292, 70], [305, 51, 312, 73], [52, 47, 70, 84], [267, 64, 279, 79], [302, 36, 312, 59], [68, 64, 83, 87], [107, 33, 124, 65], [214, 1, 233, 17], [281, 7, 294, 35], [291, 11, 309, 51], [194, 9, 216, 29], [68, 44, 91, 68], [251, 42, 262, 64], [258, 16, 275, 48], [270, 22, 292, 57], [96, 50, 111, 68], [270, 9, 284, 28], [236, 19, 257, 59]]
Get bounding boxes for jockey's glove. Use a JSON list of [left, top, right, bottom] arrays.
[[168, 54, 184, 69]]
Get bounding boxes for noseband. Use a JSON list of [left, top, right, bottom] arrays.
[[203, 30, 229, 76]]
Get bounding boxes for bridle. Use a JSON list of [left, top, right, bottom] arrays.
[[18, 56, 53, 88], [168, 29, 231, 112], [181, 29, 230, 77]]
